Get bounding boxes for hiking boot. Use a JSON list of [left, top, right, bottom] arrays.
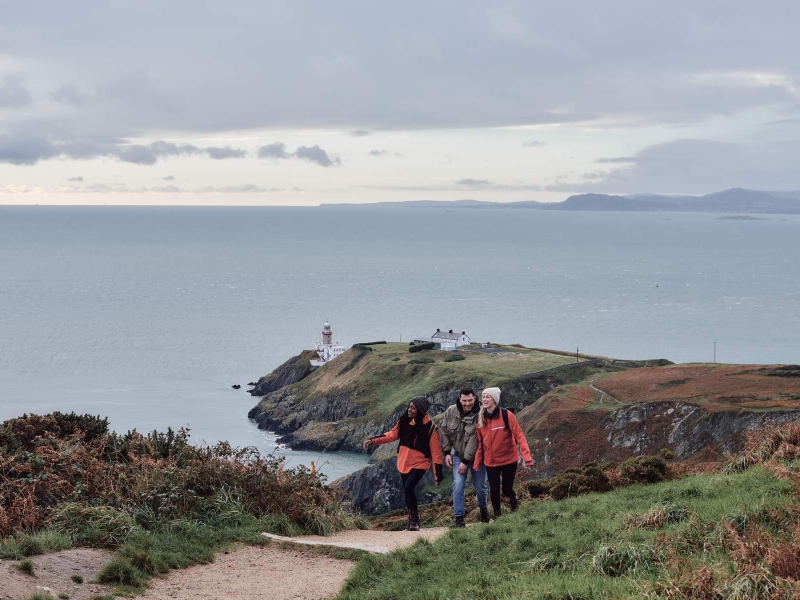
[[408, 511, 420, 532], [493, 507, 502, 520], [451, 515, 466, 528], [479, 506, 490, 523], [510, 497, 519, 512]]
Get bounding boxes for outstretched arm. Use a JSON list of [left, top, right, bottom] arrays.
[[363, 421, 400, 449]]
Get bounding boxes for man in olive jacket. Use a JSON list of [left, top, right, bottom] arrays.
[[439, 387, 489, 526]]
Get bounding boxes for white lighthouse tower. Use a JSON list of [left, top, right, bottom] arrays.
[[310, 321, 347, 367]]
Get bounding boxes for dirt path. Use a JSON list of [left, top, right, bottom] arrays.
[[1, 528, 447, 600], [0, 548, 114, 600], [139, 528, 446, 600]]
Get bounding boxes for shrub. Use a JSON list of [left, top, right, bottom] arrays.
[[50, 412, 109, 443], [443, 354, 465, 362], [97, 556, 146, 587], [408, 358, 435, 365], [622, 502, 690, 530], [27, 593, 52, 600], [51, 504, 135, 548], [355, 341, 386, 345], [526, 480, 549, 498], [660, 448, 674, 460], [58, 594, 69, 600], [71, 574, 84, 583], [620, 456, 668, 484], [548, 464, 612, 500], [409, 342, 435, 353], [17, 558, 35, 575], [592, 543, 659, 577]]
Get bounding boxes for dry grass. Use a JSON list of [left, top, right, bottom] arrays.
[[594, 364, 800, 411]]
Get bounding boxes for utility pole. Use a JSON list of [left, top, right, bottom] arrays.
[[576, 347, 579, 363], [713, 341, 716, 364]]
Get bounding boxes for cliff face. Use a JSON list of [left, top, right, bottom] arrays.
[[248, 351, 317, 396], [247, 365, 603, 453]]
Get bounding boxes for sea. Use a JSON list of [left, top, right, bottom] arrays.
[[1, 206, 799, 479]]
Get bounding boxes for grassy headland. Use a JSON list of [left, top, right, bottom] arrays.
[[296, 342, 579, 421]]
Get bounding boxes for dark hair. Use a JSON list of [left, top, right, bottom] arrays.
[[459, 387, 477, 399]]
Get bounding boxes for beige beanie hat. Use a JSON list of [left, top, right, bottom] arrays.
[[482, 387, 501, 404]]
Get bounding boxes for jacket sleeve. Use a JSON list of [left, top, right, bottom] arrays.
[[439, 411, 453, 455], [508, 412, 534, 466], [370, 421, 400, 446], [429, 427, 444, 482], [473, 426, 484, 468]]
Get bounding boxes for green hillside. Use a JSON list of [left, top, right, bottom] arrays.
[[340, 465, 798, 599], [291, 342, 579, 420]]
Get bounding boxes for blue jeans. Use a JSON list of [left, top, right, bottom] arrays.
[[452, 455, 488, 516]]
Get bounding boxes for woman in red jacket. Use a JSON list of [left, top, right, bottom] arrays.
[[473, 387, 534, 519], [363, 395, 443, 531]]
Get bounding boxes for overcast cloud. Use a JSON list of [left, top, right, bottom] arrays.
[[2, 1, 800, 203]]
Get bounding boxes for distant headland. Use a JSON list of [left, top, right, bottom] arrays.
[[321, 187, 800, 215]]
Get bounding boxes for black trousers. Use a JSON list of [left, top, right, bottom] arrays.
[[485, 462, 518, 514], [400, 468, 428, 513]]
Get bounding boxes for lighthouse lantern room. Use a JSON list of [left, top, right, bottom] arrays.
[[310, 321, 347, 367]]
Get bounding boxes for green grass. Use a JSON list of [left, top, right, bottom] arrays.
[[338, 467, 794, 599], [16, 558, 36, 575], [0, 529, 72, 559]]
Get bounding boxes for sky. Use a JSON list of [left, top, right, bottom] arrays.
[[1, 1, 800, 206]]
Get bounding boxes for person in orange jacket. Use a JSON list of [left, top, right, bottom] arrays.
[[363, 395, 443, 531], [473, 387, 534, 519]]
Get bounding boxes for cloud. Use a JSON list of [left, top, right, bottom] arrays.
[[162, 175, 175, 181], [257, 142, 290, 159], [368, 149, 388, 156], [150, 185, 182, 193], [0, 73, 32, 107], [195, 184, 279, 193], [49, 83, 86, 106], [1, 182, 279, 194], [350, 130, 370, 137], [67, 176, 83, 182], [456, 178, 492, 186], [0, 134, 59, 165], [0, 135, 249, 165], [522, 140, 545, 148], [548, 138, 800, 194], [205, 146, 247, 159], [295, 145, 339, 167], [258, 142, 340, 167]]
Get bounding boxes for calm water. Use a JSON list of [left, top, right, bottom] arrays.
[[1, 207, 798, 477]]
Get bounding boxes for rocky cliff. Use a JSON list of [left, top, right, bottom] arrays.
[[248, 350, 317, 396]]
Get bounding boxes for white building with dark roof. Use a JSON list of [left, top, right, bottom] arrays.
[[430, 329, 470, 350]]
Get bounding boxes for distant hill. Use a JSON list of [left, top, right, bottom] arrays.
[[322, 188, 800, 214]]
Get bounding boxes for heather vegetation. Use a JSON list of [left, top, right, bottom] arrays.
[[0, 412, 365, 594]]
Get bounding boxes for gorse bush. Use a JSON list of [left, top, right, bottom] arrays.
[[408, 342, 435, 353], [620, 456, 668, 484], [408, 357, 435, 365], [0, 413, 356, 539]]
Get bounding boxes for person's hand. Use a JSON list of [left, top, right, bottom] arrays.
[[362, 439, 372, 450], [457, 463, 468, 475], [445, 455, 453, 469]]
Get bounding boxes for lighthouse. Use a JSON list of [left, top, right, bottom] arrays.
[[310, 321, 347, 367]]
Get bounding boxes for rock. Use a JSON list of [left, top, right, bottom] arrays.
[[232, 384, 241, 389], [249, 351, 318, 396], [334, 457, 443, 515]]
